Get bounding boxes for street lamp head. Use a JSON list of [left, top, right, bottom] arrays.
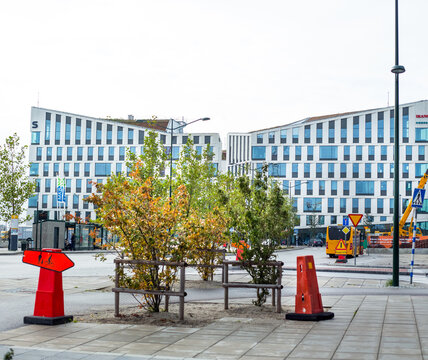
[[200, 117, 210, 121], [391, 65, 405, 74]]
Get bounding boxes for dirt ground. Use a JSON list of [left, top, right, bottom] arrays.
[[74, 280, 294, 327]]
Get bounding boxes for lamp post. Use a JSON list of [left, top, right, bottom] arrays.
[[168, 117, 210, 199], [391, 0, 405, 287]]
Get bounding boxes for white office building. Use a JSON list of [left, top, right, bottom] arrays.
[[28, 107, 223, 223], [227, 100, 428, 239]]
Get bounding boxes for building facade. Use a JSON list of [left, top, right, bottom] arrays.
[[28, 107, 223, 224], [227, 100, 428, 239]]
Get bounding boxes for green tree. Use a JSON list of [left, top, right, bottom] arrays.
[[0, 133, 35, 224], [228, 165, 296, 306]]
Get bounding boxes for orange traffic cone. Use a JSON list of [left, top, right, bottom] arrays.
[[286, 255, 334, 321]]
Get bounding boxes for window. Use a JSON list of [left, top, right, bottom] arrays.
[[45, 113, 51, 144], [66, 179, 71, 193], [304, 163, 310, 178], [328, 121, 335, 143], [377, 163, 384, 178], [340, 198, 347, 213], [365, 163, 371, 178], [95, 163, 112, 176], [86, 120, 92, 144], [378, 112, 384, 143], [406, 145, 412, 160], [353, 116, 359, 143], [368, 146, 374, 161], [381, 145, 387, 160], [292, 163, 298, 178], [36, 147, 42, 161], [252, 146, 266, 160], [52, 195, 57, 209], [402, 163, 409, 178], [353, 163, 359, 178], [343, 181, 349, 195], [377, 198, 384, 213], [331, 180, 337, 195], [42, 195, 48, 209], [319, 146, 338, 160], [116, 163, 122, 175], [283, 146, 289, 161], [181, 135, 188, 144], [402, 107, 409, 143], [64, 163, 69, 176], [416, 163, 428, 177], [98, 147, 104, 161], [319, 180, 325, 195], [106, 125, 112, 145], [292, 128, 299, 143], [271, 146, 278, 161], [416, 128, 428, 142], [328, 163, 334, 178], [75, 118, 81, 144], [128, 129, 134, 144], [55, 115, 61, 144], [282, 180, 289, 195], [356, 146, 362, 160], [390, 163, 394, 178], [280, 129, 287, 143], [43, 163, 49, 176], [108, 147, 114, 161], [96, 122, 102, 144], [294, 180, 301, 195], [352, 198, 359, 213], [171, 146, 179, 160], [45, 179, 51, 193], [193, 135, 199, 144], [344, 146, 350, 160], [268, 132, 275, 144], [390, 109, 394, 143], [340, 163, 346, 178], [316, 123, 322, 143], [341, 118, 347, 143], [117, 126, 123, 144], [355, 181, 374, 195], [307, 146, 313, 160], [87, 147, 93, 161], [65, 117, 71, 144], [331, 215, 337, 224], [31, 132, 40, 145], [365, 114, 372, 142], [73, 194, 79, 209], [304, 125, 311, 143], [316, 163, 322, 178], [46, 147, 52, 161], [381, 181, 387, 196], [67, 147, 73, 161], [295, 146, 301, 160], [365, 198, 371, 213], [35, 179, 40, 192], [303, 198, 322, 212], [53, 163, 59, 176], [406, 181, 412, 197], [74, 163, 79, 177], [139, 130, 144, 145], [268, 163, 286, 177], [257, 133, 263, 144], [328, 198, 334, 213], [84, 163, 90, 177], [419, 145, 425, 161], [119, 146, 125, 161]]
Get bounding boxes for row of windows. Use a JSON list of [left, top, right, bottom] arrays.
[[247, 162, 428, 179], [305, 215, 392, 227], [29, 193, 94, 210], [255, 108, 416, 145], [251, 145, 427, 162]]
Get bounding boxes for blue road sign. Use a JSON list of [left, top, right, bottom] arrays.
[[343, 217, 349, 226], [412, 188, 426, 209]]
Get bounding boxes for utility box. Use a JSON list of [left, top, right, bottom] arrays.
[[32, 221, 66, 249]]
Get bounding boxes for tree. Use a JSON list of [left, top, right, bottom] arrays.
[[0, 133, 35, 224], [227, 166, 296, 306]]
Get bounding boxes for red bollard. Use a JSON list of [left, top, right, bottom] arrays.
[[286, 255, 334, 321], [23, 248, 74, 325]]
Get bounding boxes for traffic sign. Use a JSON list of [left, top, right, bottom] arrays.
[[412, 188, 426, 209], [342, 227, 350, 235], [343, 217, 349, 226], [335, 240, 347, 254], [22, 250, 74, 273], [348, 213, 363, 227]]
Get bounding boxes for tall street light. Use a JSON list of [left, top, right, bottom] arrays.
[[391, 0, 405, 287], [168, 117, 210, 198]]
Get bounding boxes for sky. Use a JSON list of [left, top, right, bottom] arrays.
[[0, 0, 427, 148]]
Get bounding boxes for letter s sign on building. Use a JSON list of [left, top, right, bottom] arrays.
[[32, 121, 38, 129]]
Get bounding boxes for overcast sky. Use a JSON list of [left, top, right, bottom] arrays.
[[1, 0, 427, 147]]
